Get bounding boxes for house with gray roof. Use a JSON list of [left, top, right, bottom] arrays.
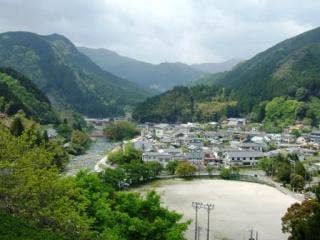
[[223, 150, 264, 166]]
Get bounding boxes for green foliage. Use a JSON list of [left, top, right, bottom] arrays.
[[0, 213, 66, 240], [175, 161, 196, 177], [263, 97, 301, 132], [219, 167, 240, 180], [104, 121, 139, 141], [290, 174, 305, 191], [0, 127, 188, 239], [10, 117, 24, 137], [133, 85, 238, 123], [212, 27, 320, 113], [282, 198, 320, 240], [259, 154, 309, 188], [0, 68, 58, 124], [67, 130, 91, 155], [0, 32, 150, 117], [166, 160, 179, 175], [306, 97, 320, 126], [108, 143, 142, 165]]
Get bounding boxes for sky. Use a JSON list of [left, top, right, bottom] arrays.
[[0, 0, 320, 64]]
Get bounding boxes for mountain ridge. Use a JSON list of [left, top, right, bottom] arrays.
[[78, 47, 240, 92], [0, 31, 150, 117]]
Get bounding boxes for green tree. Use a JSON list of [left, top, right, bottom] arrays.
[[108, 144, 142, 165], [10, 117, 24, 137], [258, 157, 276, 176], [263, 97, 301, 132], [166, 160, 179, 175], [290, 174, 305, 192], [176, 161, 196, 177], [282, 199, 320, 240], [104, 121, 139, 141]]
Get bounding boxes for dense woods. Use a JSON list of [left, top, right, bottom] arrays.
[[0, 124, 188, 240]]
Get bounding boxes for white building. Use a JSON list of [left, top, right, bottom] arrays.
[[223, 150, 264, 166]]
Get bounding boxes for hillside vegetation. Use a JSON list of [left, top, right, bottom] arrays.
[[133, 85, 237, 123], [134, 27, 320, 128], [196, 26, 320, 112], [0, 31, 150, 117], [0, 67, 58, 123]]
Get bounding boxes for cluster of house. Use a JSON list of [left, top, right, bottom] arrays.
[[130, 119, 320, 168]]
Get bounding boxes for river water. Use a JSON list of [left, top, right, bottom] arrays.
[[65, 137, 118, 175]]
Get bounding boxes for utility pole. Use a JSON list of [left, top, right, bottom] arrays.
[[204, 203, 214, 240], [248, 229, 259, 240], [192, 202, 203, 240], [198, 226, 202, 240]]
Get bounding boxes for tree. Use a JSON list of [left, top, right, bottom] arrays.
[[104, 121, 139, 141], [176, 161, 196, 177], [282, 199, 320, 240], [258, 157, 276, 176], [10, 117, 24, 137], [290, 174, 305, 192], [206, 165, 214, 176], [219, 167, 240, 180], [71, 130, 90, 148], [166, 160, 179, 175], [108, 144, 142, 165]]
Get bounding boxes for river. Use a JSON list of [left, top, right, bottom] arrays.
[[65, 137, 119, 175]]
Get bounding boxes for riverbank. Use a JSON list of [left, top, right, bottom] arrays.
[[65, 137, 119, 175]]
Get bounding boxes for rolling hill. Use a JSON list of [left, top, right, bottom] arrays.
[[0, 31, 150, 117], [0, 67, 58, 123], [78, 47, 209, 92]]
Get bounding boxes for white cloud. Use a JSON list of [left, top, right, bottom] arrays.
[[0, 0, 319, 63]]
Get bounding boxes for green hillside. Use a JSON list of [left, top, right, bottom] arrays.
[[0, 32, 150, 117], [133, 27, 320, 126], [0, 67, 58, 123], [132, 85, 237, 123], [196, 26, 320, 112]]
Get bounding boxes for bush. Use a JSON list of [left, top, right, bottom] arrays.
[[176, 161, 196, 177]]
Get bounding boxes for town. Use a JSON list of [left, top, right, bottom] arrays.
[[129, 118, 320, 180]]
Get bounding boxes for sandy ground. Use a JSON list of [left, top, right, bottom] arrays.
[[136, 179, 298, 240]]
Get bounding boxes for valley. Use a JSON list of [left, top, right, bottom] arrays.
[[1, 4, 320, 240]]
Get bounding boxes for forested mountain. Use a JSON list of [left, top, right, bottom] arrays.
[[0, 67, 58, 123], [78, 47, 208, 92], [191, 59, 242, 74], [132, 85, 237, 123], [196, 26, 320, 112], [133, 27, 320, 126], [0, 31, 150, 117]]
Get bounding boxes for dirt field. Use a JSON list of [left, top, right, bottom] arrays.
[[135, 179, 298, 240]]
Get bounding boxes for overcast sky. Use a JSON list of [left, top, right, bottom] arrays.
[[0, 0, 319, 64]]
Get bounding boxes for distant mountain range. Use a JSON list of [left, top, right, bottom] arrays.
[[133, 26, 320, 123], [0, 31, 150, 117], [78, 47, 240, 92], [191, 59, 242, 73], [0, 67, 58, 123]]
